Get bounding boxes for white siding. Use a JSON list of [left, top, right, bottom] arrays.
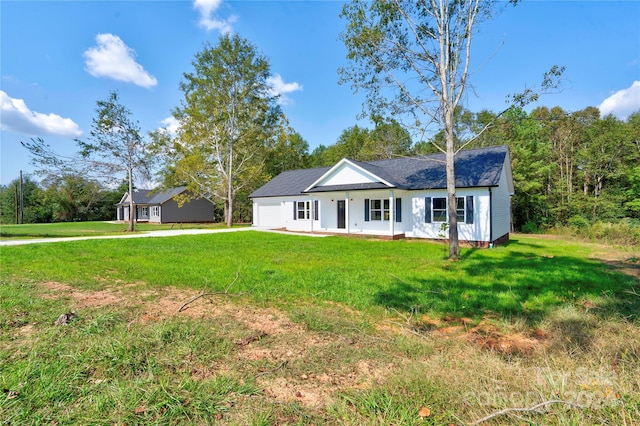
[[284, 198, 313, 232], [320, 163, 379, 186], [252, 184, 509, 243], [491, 166, 512, 240], [406, 188, 491, 242], [308, 189, 405, 237], [149, 205, 161, 223]]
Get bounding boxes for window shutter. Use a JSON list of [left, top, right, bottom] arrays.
[[424, 197, 431, 223], [314, 200, 319, 220], [364, 199, 370, 222], [395, 198, 402, 222], [293, 201, 297, 220], [466, 196, 474, 224]]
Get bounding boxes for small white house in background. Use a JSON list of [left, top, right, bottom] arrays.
[[249, 145, 514, 247], [116, 186, 215, 224]]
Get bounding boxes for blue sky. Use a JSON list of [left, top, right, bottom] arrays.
[[1, 0, 639, 185]]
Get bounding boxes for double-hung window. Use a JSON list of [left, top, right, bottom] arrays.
[[432, 198, 447, 222], [456, 197, 465, 222], [425, 196, 474, 224], [370, 199, 390, 221], [295, 201, 310, 220]]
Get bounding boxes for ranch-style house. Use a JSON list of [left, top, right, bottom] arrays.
[[249, 145, 514, 246]]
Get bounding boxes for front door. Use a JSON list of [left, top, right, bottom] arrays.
[[337, 200, 346, 229]]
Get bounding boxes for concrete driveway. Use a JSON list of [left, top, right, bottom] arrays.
[[0, 227, 254, 246], [0, 227, 328, 247]]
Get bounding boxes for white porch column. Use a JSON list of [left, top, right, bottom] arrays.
[[389, 189, 395, 237], [310, 195, 314, 232], [345, 192, 350, 235]]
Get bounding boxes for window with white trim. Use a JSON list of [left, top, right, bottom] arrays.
[[151, 206, 160, 216], [370, 199, 390, 221], [432, 198, 447, 222], [141, 206, 148, 217], [428, 197, 472, 223], [456, 197, 465, 222], [296, 201, 310, 220]]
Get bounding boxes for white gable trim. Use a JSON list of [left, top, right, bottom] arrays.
[[118, 192, 129, 205], [303, 158, 395, 192]]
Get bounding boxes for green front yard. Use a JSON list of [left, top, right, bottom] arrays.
[[1, 230, 638, 424]]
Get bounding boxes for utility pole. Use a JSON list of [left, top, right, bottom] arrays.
[[19, 170, 24, 224], [14, 182, 18, 224]]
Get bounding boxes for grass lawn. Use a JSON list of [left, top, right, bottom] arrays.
[[0, 221, 247, 239], [1, 231, 639, 424]]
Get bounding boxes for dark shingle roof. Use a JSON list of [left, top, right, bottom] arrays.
[[119, 186, 188, 205], [249, 167, 331, 198], [368, 145, 508, 189], [249, 146, 509, 198], [127, 189, 152, 204], [147, 186, 188, 204]]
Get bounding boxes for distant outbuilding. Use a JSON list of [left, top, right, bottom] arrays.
[[116, 186, 215, 224]]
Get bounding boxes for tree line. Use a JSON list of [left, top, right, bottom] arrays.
[[0, 175, 127, 224], [13, 28, 639, 242], [8, 103, 638, 232]]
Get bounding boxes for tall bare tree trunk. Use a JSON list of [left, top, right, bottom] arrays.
[[444, 108, 459, 259], [127, 167, 134, 232], [226, 141, 234, 227]]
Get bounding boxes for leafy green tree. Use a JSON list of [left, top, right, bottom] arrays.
[[341, 0, 490, 258], [0, 175, 52, 224], [362, 119, 413, 160], [309, 144, 330, 167], [41, 174, 115, 222], [340, 0, 562, 258], [265, 130, 310, 176], [166, 34, 283, 226], [23, 91, 150, 230], [325, 125, 371, 164], [623, 113, 640, 217], [579, 115, 629, 220], [78, 91, 151, 230]]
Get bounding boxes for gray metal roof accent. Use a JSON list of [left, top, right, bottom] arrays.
[[249, 145, 509, 197]]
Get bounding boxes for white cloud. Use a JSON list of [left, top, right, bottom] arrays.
[[267, 74, 303, 106], [0, 90, 82, 137], [193, 0, 237, 34], [84, 33, 158, 88], [159, 116, 181, 136], [599, 81, 640, 120]]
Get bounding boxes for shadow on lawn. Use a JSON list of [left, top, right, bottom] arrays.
[[374, 249, 640, 327]]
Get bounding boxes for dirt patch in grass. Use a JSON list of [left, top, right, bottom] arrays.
[[602, 259, 640, 282], [41, 281, 124, 308], [34, 281, 390, 408], [407, 315, 550, 356]]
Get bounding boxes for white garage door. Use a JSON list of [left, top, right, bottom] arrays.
[[257, 202, 282, 228]]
